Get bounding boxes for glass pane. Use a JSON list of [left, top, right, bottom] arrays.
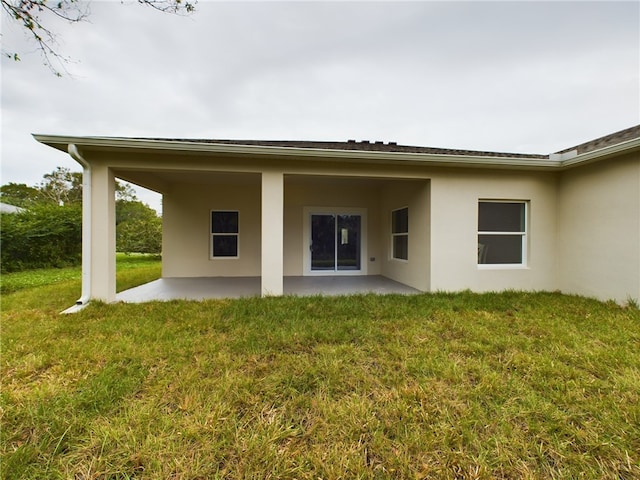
[[392, 208, 408, 234], [212, 211, 238, 233], [311, 214, 336, 270], [213, 235, 238, 257], [337, 215, 361, 270], [393, 235, 408, 260], [478, 234, 522, 264], [478, 202, 524, 232]]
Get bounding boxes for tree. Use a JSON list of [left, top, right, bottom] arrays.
[[116, 199, 157, 225], [0, 168, 162, 271], [2, 0, 195, 75], [115, 199, 161, 254], [33, 166, 139, 206], [37, 166, 82, 205], [117, 216, 162, 254], [0, 202, 82, 272], [115, 181, 138, 203], [0, 182, 41, 207]]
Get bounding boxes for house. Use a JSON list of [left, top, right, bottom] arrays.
[[0, 202, 25, 214], [34, 125, 640, 309]]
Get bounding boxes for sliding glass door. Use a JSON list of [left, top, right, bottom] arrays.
[[310, 213, 362, 272], [311, 214, 336, 271]]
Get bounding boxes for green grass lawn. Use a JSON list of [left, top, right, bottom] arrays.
[[0, 253, 162, 295], [0, 254, 162, 312], [1, 261, 639, 479]]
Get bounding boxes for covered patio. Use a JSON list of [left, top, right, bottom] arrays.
[[116, 275, 420, 303], [34, 135, 432, 312]]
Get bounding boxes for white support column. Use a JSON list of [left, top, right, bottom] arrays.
[[90, 164, 116, 302], [261, 171, 284, 296]]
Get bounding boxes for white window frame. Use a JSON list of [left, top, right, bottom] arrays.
[[477, 200, 527, 269], [391, 206, 409, 261], [210, 210, 239, 259]]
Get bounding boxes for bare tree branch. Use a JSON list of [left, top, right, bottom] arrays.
[[138, 0, 195, 15], [2, 0, 89, 75], [1, 0, 196, 75]]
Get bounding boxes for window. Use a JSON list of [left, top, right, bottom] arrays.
[[391, 207, 408, 260], [211, 211, 238, 258], [478, 201, 527, 265]]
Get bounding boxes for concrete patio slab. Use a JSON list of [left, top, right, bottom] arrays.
[[115, 275, 420, 303], [284, 275, 420, 297]]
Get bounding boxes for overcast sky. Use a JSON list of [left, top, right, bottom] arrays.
[[2, 1, 639, 212]]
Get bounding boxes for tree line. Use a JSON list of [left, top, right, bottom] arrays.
[[1, 167, 161, 272]]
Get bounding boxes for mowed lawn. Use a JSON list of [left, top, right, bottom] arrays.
[[1, 258, 639, 479]]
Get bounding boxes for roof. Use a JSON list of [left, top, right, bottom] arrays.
[[0, 202, 24, 214], [132, 138, 549, 159], [131, 124, 640, 158], [33, 124, 640, 171], [556, 124, 640, 155]]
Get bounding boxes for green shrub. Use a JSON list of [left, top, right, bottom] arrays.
[[116, 216, 162, 254], [0, 204, 82, 272]]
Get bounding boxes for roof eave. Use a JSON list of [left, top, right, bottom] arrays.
[[33, 133, 640, 170], [558, 137, 640, 169], [33, 134, 560, 170]]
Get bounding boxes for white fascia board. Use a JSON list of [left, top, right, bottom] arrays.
[[557, 137, 640, 169]]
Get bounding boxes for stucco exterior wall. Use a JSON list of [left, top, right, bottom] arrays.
[[35, 132, 640, 305], [116, 149, 636, 301], [379, 180, 431, 291], [162, 173, 435, 282], [162, 178, 262, 277], [558, 152, 640, 303], [160, 165, 559, 295], [429, 169, 558, 293], [163, 174, 388, 278], [90, 162, 116, 302], [283, 176, 382, 276]]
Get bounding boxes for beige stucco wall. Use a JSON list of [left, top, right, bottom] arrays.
[[162, 177, 262, 277], [429, 169, 558, 293], [90, 163, 116, 302], [379, 180, 431, 291], [283, 176, 383, 276], [75, 145, 639, 303], [262, 171, 285, 295], [163, 174, 390, 279], [155, 164, 560, 294], [162, 173, 433, 284], [557, 152, 640, 303]]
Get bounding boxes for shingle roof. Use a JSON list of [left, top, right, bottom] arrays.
[[0, 202, 24, 214], [555, 124, 640, 155], [135, 124, 640, 159], [134, 138, 549, 159]]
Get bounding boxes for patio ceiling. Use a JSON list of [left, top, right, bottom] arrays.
[[113, 169, 403, 195]]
